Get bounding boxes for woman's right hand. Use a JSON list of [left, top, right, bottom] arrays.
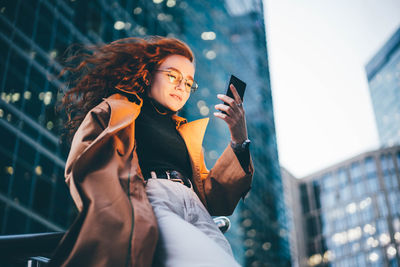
[[213, 84, 248, 144]]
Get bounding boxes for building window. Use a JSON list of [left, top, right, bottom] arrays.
[[376, 217, 389, 235], [337, 168, 348, 188], [376, 194, 389, 217], [313, 181, 321, 210], [361, 203, 374, 222], [321, 214, 331, 236], [365, 156, 376, 176], [321, 190, 335, 209], [384, 172, 399, 190], [350, 162, 363, 183], [300, 183, 310, 214], [381, 154, 398, 189], [321, 173, 336, 191], [12, 159, 32, 206], [348, 213, 358, 228], [306, 215, 320, 238], [356, 254, 366, 266], [388, 191, 399, 216], [32, 177, 52, 218], [366, 173, 380, 193], [353, 181, 365, 199], [339, 186, 351, 202]]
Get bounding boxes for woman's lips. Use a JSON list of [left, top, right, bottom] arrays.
[[170, 94, 182, 101]]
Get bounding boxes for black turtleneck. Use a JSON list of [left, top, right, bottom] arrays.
[[134, 95, 251, 180], [135, 97, 193, 179]]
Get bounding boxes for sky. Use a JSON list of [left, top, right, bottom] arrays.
[[263, 0, 400, 178]]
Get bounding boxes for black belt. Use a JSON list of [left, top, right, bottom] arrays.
[[147, 170, 193, 189]]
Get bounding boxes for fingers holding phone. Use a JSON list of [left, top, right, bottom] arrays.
[[215, 91, 240, 117], [229, 83, 244, 107], [223, 75, 246, 112], [214, 75, 248, 143]]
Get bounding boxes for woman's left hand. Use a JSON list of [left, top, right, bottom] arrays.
[[214, 84, 248, 143]]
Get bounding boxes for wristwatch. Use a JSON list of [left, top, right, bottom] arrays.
[[230, 139, 251, 153]]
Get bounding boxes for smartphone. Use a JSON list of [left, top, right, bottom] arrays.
[[222, 75, 246, 114]]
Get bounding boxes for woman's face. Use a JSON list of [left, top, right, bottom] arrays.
[[148, 54, 195, 112]]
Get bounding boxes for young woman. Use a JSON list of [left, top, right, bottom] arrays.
[[50, 36, 253, 267]]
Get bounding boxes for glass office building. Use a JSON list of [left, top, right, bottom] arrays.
[[0, 0, 290, 265], [285, 146, 400, 266], [366, 27, 400, 147], [181, 1, 291, 266]]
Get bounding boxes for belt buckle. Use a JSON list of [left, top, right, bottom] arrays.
[[166, 170, 185, 185], [170, 178, 184, 185], [186, 178, 193, 189]]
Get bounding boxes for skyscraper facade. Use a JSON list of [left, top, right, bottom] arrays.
[[366, 27, 400, 147], [0, 1, 290, 265], [284, 146, 400, 266], [281, 167, 303, 267], [181, 1, 291, 265]]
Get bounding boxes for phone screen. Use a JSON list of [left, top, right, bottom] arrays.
[[222, 75, 246, 114], [226, 75, 246, 101]]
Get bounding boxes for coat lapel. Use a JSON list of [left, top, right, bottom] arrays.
[[71, 94, 142, 189], [176, 117, 209, 196], [105, 94, 142, 132]]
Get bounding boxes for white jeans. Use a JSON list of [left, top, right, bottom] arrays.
[[145, 178, 241, 267]]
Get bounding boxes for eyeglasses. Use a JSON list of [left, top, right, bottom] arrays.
[[156, 69, 198, 93]]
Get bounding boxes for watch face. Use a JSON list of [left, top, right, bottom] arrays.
[[242, 140, 251, 149], [230, 139, 250, 152]]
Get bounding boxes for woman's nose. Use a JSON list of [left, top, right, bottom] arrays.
[[175, 79, 186, 91]]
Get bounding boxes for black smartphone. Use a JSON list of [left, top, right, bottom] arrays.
[[222, 75, 246, 114]]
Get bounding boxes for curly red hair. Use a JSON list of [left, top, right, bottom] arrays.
[[59, 36, 194, 143]]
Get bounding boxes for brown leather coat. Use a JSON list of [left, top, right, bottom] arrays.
[[50, 93, 253, 267]]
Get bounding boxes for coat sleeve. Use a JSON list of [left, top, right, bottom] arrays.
[[200, 145, 254, 216], [64, 102, 110, 211], [52, 99, 158, 267]]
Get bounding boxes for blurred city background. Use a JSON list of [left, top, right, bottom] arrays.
[[0, 0, 399, 266]]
